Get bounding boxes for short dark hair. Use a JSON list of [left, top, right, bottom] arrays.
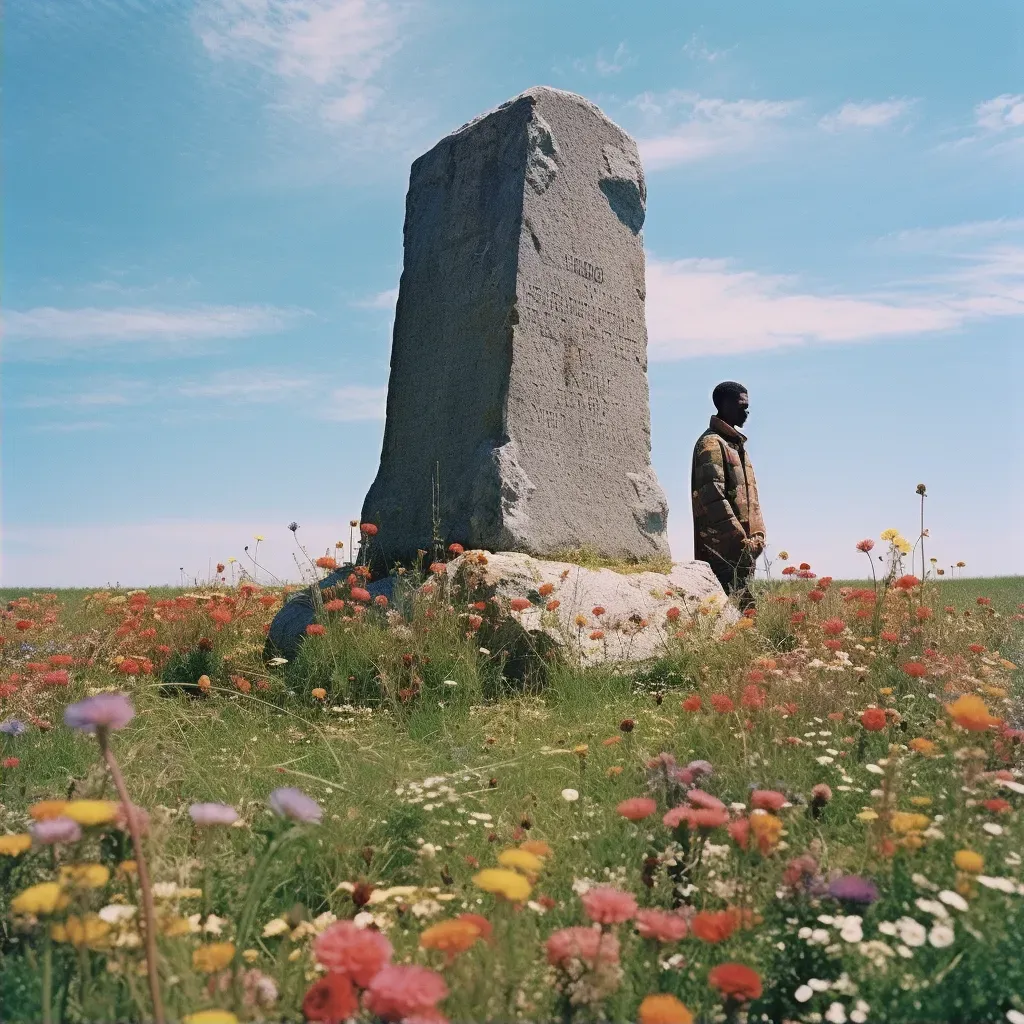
[[712, 381, 748, 411]]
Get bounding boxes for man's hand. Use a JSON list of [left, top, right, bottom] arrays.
[[745, 535, 765, 559]]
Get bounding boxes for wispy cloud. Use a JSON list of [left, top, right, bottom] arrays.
[[646, 229, 1024, 359], [572, 42, 633, 77], [353, 287, 399, 310], [195, 0, 405, 129], [681, 34, 734, 63], [3, 305, 303, 359], [29, 420, 113, 434], [819, 98, 916, 132], [632, 92, 800, 170], [890, 217, 1024, 247], [320, 385, 387, 420], [974, 93, 1024, 133], [177, 372, 314, 400]]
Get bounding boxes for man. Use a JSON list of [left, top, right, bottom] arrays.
[[691, 381, 766, 607]]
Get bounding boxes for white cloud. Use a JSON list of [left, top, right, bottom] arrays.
[[29, 420, 113, 434], [354, 286, 399, 309], [3, 305, 301, 359], [196, 0, 403, 128], [974, 93, 1024, 133], [572, 42, 633, 77], [891, 217, 1024, 246], [645, 235, 1024, 359], [819, 98, 915, 132], [321, 385, 387, 420], [633, 92, 800, 170]]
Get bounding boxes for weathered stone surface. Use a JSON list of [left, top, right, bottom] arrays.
[[362, 86, 670, 567], [444, 552, 737, 664]]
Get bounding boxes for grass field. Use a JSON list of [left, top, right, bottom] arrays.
[[0, 558, 1022, 1024]]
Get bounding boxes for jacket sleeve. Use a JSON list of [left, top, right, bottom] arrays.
[[693, 438, 747, 543]]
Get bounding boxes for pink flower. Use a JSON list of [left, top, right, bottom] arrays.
[[687, 789, 726, 811], [856, 539, 875, 552], [63, 692, 135, 733], [580, 886, 637, 924], [728, 818, 750, 850], [314, 921, 393, 987], [635, 909, 688, 942], [546, 926, 621, 967], [750, 790, 786, 812], [617, 797, 657, 822], [363, 965, 448, 1022]]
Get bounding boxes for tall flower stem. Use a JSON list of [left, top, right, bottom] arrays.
[[41, 932, 54, 1024], [99, 733, 165, 1024], [234, 828, 298, 958]]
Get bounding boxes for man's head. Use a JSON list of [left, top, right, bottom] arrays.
[[712, 381, 749, 428]]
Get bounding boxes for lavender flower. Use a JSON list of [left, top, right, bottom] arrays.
[[189, 802, 239, 827], [31, 816, 83, 846], [268, 787, 322, 823], [828, 875, 880, 905], [0, 718, 26, 737], [64, 693, 135, 733]]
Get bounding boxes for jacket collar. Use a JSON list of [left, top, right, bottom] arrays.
[[710, 415, 747, 444]]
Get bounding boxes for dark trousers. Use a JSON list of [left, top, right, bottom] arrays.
[[706, 553, 756, 611]]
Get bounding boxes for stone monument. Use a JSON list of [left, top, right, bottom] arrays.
[[361, 86, 671, 566]]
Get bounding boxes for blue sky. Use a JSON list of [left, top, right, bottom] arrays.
[[4, 0, 1023, 586]]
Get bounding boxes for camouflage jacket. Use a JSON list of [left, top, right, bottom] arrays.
[[691, 416, 766, 567]]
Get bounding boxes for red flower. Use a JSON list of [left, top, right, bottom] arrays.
[[881, 631, 899, 643], [374, 595, 388, 607], [2, 757, 19, 768], [467, 615, 483, 631], [510, 598, 531, 612], [360, 523, 379, 536], [41, 670, 69, 687], [324, 599, 345, 612], [799, 562, 811, 571], [821, 617, 845, 636], [48, 655, 74, 667], [860, 708, 887, 731], [708, 963, 762, 1002], [306, 624, 326, 636], [592, 606, 606, 616], [968, 643, 986, 654], [895, 575, 921, 591], [728, 818, 750, 849], [977, 597, 991, 606], [856, 539, 875, 552], [902, 661, 927, 678], [710, 694, 734, 714], [665, 605, 682, 622], [316, 556, 338, 570], [681, 695, 702, 712], [589, 630, 605, 641], [781, 566, 796, 576], [15, 620, 33, 631], [302, 974, 359, 1024], [790, 612, 806, 625], [118, 659, 141, 675], [798, 571, 818, 581], [691, 910, 737, 943], [808, 590, 825, 602], [983, 798, 1011, 814], [741, 685, 766, 709], [916, 606, 933, 621], [350, 588, 371, 603], [546, 599, 560, 611]]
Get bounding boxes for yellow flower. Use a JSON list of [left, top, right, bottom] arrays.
[[777, 550, 789, 561], [856, 809, 879, 822], [497, 848, 544, 876], [573, 614, 588, 627], [954, 850, 983, 873], [749, 811, 783, 850], [29, 800, 69, 821], [60, 864, 111, 889], [227, 557, 237, 564], [161, 916, 196, 937], [253, 535, 265, 542], [242, 949, 259, 963], [0, 834, 32, 856], [64, 800, 119, 826], [895, 538, 912, 555], [117, 861, 138, 878], [11, 882, 70, 916], [890, 812, 930, 834], [192, 942, 236, 973], [51, 915, 112, 949], [982, 685, 1007, 699], [878, 687, 893, 696], [880, 529, 899, 541], [946, 694, 1000, 732], [182, 1013, 239, 1024], [909, 796, 932, 807], [573, 744, 589, 757], [734, 617, 755, 631], [472, 868, 532, 902]]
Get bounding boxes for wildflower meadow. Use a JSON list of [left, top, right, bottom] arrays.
[[1, 520, 1022, 1024]]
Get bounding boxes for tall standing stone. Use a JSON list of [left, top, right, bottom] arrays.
[[362, 86, 670, 565]]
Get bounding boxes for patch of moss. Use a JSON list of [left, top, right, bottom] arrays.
[[546, 546, 674, 575]]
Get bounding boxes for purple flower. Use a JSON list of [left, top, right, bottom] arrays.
[[828, 875, 880, 904], [189, 802, 239, 827], [64, 693, 135, 733], [685, 759, 714, 779], [268, 787, 322, 823], [0, 718, 26, 737], [31, 816, 83, 846]]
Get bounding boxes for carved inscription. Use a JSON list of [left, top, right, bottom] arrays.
[[564, 254, 605, 284]]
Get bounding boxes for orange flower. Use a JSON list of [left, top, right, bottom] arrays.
[[315, 556, 338, 570], [681, 695, 702, 712], [519, 840, 552, 858], [546, 599, 560, 611], [708, 963, 762, 1002], [312, 688, 327, 700], [419, 918, 482, 958], [589, 630, 605, 641], [538, 583, 554, 597], [592, 606, 606, 616], [305, 624, 326, 636], [197, 675, 211, 693], [510, 597, 531, 612], [908, 737, 938, 756], [946, 694, 1001, 732], [638, 994, 693, 1024], [749, 811, 783, 853]]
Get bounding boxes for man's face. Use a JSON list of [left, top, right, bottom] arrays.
[[722, 391, 749, 427]]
